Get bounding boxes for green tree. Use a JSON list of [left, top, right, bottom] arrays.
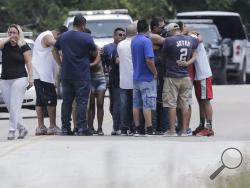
[[1, 0, 250, 33]]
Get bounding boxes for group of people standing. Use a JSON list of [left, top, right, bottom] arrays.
[[0, 14, 214, 140], [102, 17, 214, 137]]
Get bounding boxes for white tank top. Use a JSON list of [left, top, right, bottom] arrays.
[[190, 34, 212, 80], [32, 31, 56, 84]]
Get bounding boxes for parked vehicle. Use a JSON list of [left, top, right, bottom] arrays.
[[64, 9, 133, 47], [177, 11, 250, 84], [0, 32, 36, 111]]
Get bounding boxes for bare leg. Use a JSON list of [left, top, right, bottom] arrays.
[[203, 100, 213, 122], [181, 107, 189, 132], [47, 105, 56, 128], [133, 108, 141, 127], [168, 108, 176, 132], [143, 109, 152, 128], [88, 93, 96, 130], [198, 101, 206, 126], [36, 106, 45, 128], [96, 90, 105, 130], [176, 108, 182, 129], [201, 100, 213, 128]]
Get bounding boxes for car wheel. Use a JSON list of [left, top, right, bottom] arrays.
[[216, 69, 227, 85]]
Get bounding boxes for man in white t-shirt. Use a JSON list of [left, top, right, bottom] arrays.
[[190, 33, 214, 137], [117, 24, 137, 135], [32, 26, 68, 135]]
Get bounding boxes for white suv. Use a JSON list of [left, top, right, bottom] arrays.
[[177, 11, 250, 84], [0, 32, 36, 111], [64, 9, 133, 47]]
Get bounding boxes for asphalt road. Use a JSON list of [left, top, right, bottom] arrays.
[[0, 85, 250, 188]]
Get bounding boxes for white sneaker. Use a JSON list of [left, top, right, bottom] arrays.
[[47, 126, 62, 135], [181, 128, 193, 137], [7, 131, 15, 140], [35, 126, 47, 135], [163, 130, 178, 137]]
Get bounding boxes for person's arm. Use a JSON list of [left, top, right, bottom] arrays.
[[0, 37, 10, 49], [177, 50, 197, 67], [146, 58, 158, 79], [197, 33, 203, 43], [150, 33, 165, 45], [23, 50, 33, 89], [42, 34, 56, 47], [90, 48, 101, 66], [52, 48, 62, 66], [115, 57, 120, 64]]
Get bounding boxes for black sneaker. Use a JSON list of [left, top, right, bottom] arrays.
[[128, 127, 134, 136], [133, 126, 145, 137], [97, 128, 104, 136], [120, 128, 128, 136], [89, 128, 98, 135], [73, 128, 78, 136], [61, 129, 73, 136], [151, 129, 164, 135], [78, 129, 93, 136], [145, 126, 154, 136]]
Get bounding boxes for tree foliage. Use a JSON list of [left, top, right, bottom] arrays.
[[0, 0, 250, 34]]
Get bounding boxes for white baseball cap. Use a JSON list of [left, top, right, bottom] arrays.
[[165, 23, 180, 32]]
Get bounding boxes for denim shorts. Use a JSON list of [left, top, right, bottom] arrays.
[[133, 80, 157, 110], [90, 75, 106, 92]]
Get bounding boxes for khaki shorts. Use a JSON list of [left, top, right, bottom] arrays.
[[162, 77, 191, 109]]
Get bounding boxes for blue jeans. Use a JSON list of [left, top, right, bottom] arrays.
[[61, 80, 90, 132], [152, 107, 169, 132], [111, 86, 121, 131], [120, 89, 133, 131]]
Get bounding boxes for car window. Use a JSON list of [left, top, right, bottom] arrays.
[[177, 14, 246, 40], [68, 19, 131, 38], [188, 25, 220, 45]]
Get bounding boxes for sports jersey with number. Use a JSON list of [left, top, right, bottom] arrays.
[[162, 34, 198, 78]]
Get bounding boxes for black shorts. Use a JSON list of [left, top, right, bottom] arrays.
[[34, 79, 57, 106]]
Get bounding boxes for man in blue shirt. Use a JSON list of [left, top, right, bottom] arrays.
[[53, 15, 97, 136], [131, 19, 157, 136]]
